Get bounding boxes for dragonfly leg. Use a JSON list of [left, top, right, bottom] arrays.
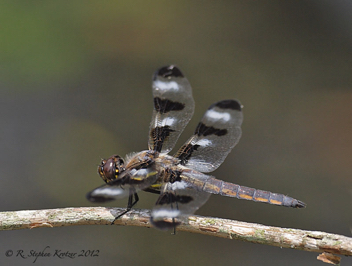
[[111, 193, 139, 225]]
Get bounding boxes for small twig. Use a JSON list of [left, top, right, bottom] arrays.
[[0, 207, 351, 263]]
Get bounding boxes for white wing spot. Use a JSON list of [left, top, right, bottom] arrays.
[[205, 109, 231, 122], [196, 139, 212, 147], [170, 181, 189, 190], [154, 80, 180, 92], [152, 209, 180, 218], [92, 187, 125, 197], [161, 117, 176, 127]]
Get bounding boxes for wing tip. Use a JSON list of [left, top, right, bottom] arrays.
[[212, 99, 242, 111], [150, 217, 181, 231], [86, 191, 115, 203], [153, 65, 184, 80]]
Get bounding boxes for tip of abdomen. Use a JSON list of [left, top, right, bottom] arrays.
[[292, 199, 306, 208]]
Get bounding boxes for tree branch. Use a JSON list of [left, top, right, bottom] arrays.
[[1, 207, 350, 264]]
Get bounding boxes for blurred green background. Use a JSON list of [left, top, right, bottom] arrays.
[[1, 1, 351, 265]]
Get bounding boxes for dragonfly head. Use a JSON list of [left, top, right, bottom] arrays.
[[98, 155, 125, 184]]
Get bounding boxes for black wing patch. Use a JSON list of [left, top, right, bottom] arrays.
[[153, 97, 185, 114]]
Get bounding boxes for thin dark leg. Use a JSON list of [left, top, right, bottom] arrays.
[[171, 218, 176, 235], [171, 197, 178, 235], [111, 193, 139, 225]]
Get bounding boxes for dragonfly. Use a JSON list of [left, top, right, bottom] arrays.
[[86, 65, 306, 230]]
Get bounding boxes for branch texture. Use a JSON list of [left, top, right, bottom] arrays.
[[0, 207, 350, 262]]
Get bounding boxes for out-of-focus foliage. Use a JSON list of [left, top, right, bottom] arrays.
[[0, 1, 351, 265]]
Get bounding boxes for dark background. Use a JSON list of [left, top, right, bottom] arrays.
[[1, 1, 351, 265]]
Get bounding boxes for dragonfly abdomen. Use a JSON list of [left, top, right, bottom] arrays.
[[203, 178, 306, 208]]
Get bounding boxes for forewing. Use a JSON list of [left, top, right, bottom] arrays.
[[148, 65, 194, 154], [175, 100, 243, 173], [87, 164, 158, 203], [150, 169, 211, 230]]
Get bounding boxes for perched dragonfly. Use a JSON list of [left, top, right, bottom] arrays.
[[87, 65, 306, 230]]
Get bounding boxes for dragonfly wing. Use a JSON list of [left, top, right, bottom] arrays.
[[150, 169, 211, 230], [149, 65, 195, 154], [175, 99, 243, 172]]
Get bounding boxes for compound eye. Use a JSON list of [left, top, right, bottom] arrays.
[[97, 155, 124, 184]]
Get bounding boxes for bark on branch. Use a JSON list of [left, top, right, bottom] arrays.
[[0, 207, 350, 264]]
